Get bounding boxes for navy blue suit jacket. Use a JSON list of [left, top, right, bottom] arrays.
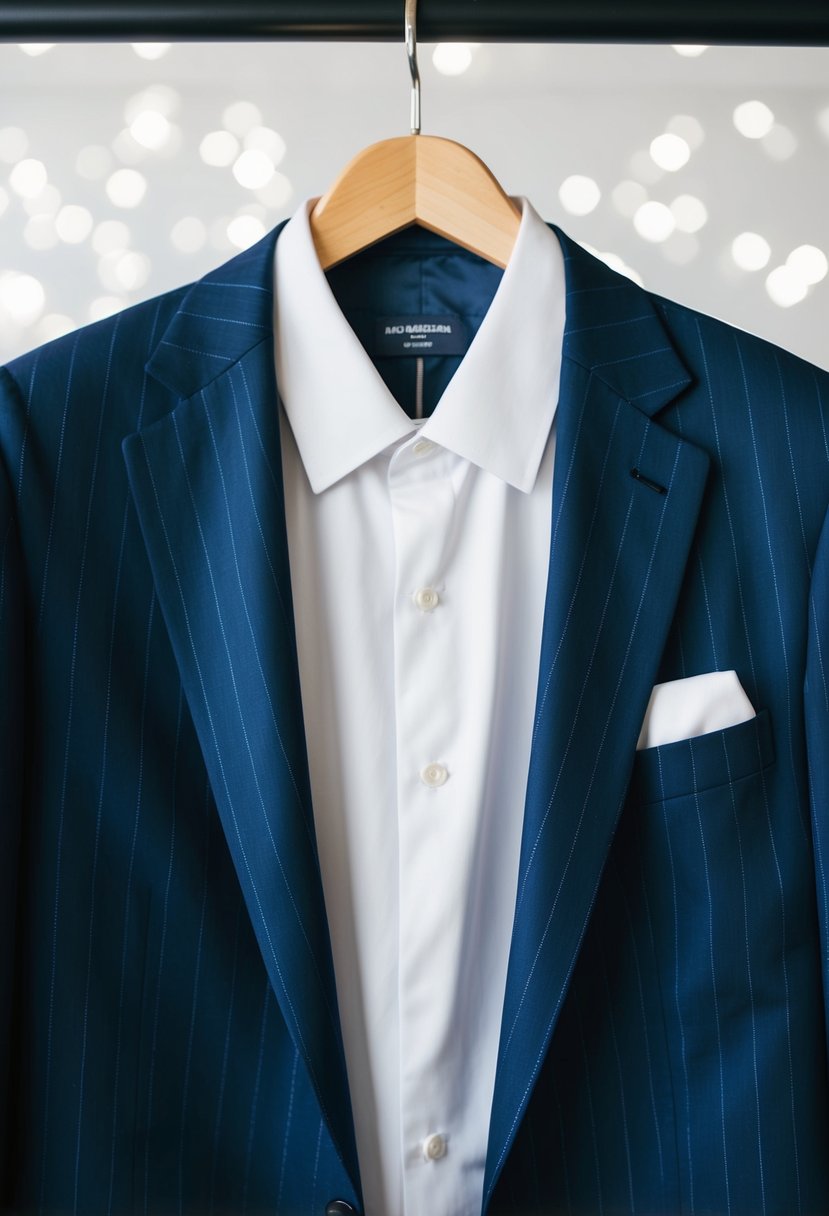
[[3, 218, 829, 1215]]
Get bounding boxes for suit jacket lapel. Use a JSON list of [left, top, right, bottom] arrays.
[[122, 222, 361, 1196], [483, 229, 711, 1207]]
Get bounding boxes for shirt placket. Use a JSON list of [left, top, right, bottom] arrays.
[[388, 432, 464, 1215]]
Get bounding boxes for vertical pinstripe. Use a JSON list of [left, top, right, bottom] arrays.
[[722, 734, 767, 1215], [42, 319, 120, 1215], [688, 738, 731, 1213], [143, 686, 183, 1216], [176, 773, 213, 1215]]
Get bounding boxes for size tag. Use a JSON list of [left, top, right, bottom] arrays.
[[375, 314, 469, 357]]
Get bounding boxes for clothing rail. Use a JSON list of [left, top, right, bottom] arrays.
[[2, 0, 829, 43]]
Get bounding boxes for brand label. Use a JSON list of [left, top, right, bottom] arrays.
[[375, 314, 469, 357]]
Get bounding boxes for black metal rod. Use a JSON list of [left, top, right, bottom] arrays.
[[1, 0, 829, 44]]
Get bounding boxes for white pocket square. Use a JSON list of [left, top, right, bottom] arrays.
[[636, 669, 756, 751]]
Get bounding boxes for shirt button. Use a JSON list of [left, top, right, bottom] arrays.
[[420, 762, 448, 788], [423, 1133, 447, 1161], [413, 587, 439, 612], [412, 439, 434, 456]]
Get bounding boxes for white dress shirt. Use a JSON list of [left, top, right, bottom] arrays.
[[273, 194, 566, 1216]]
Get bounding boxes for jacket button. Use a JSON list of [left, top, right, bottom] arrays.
[[325, 1203, 358, 1216]]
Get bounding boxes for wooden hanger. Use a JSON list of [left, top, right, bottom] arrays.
[[308, 0, 522, 273]]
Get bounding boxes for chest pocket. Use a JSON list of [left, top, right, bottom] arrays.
[[629, 706, 774, 804]]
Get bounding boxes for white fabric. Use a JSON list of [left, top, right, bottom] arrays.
[[636, 669, 756, 750], [273, 195, 566, 1216]]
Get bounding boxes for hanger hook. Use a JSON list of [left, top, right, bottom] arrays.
[[405, 0, 421, 135]]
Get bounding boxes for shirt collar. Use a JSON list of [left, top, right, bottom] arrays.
[[273, 193, 566, 494]]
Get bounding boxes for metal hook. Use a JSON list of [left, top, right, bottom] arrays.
[[405, 0, 421, 135]]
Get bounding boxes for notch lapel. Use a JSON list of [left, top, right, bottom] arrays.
[[483, 230, 711, 1207], [121, 222, 361, 1195]]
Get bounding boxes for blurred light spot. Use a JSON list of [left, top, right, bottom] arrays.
[[661, 232, 700, 265], [558, 175, 601, 216], [762, 123, 797, 161], [671, 45, 708, 56], [633, 201, 675, 242], [227, 215, 267, 249], [766, 265, 808, 307], [0, 126, 28, 163], [130, 110, 172, 151], [432, 44, 473, 75], [233, 149, 274, 190], [23, 214, 58, 250], [124, 86, 180, 124], [105, 168, 147, 208], [733, 100, 774, 139], [111, 128, 145, 165], [0, 272, 45, 323], [35, 314, 76, 343], [92, 220, 131, 254], [17, 43, 55, 56], [243, 126, 287, 165], [76, 144, 113, 180], [254, 171, 293, 209], [665, 114, 705, 150], [170, 216, 207, 253], [89, 296, 126, 322], [818, 106, 829, 141], [629, 149, 663, 186], [130, 43, 171, 60], [0, 187, 8, 219], [670, 194, 708, 233], [55, 204, 93, 244], [787, 244, 828, 285], [22, 183, 61, 216], [611, 180, 647, 218], [9, 158, 48, 198], [98, 250, 151, 292], [200, 130, 239, 167], [222, 101, 263, 137], [731, 232, 771, 271], [113, 251, 151, 290], [650, 133, 691, 172]]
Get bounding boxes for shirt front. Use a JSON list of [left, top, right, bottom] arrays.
[[273, 194, 566, 1216]]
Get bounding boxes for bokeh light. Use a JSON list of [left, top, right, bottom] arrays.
[[105, 169, 147, 208], [170, 216, 208, 253], [732, 232, 772, 271], [9, 158, 48, 198], [558, 175, 601, 216], [432, 44, 474, 75], [766, 265, 808, 307], [55, 204, 93, 243], [650, 134, 691, 171], [733, 100, 775, 139], [670, 194, 708, 233], [233, 149, 275, 190], [633, 201, 675, 242], [222, 101, 263, 136], [130, 43, 171, 60], [200, 130, 239, 167]]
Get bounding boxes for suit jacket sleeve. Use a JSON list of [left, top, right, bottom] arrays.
[[807, 495, 829, 1070], [0, 369, 24, 1187]]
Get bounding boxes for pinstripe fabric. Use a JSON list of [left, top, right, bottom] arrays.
[[2, 217, 829, 1215]]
